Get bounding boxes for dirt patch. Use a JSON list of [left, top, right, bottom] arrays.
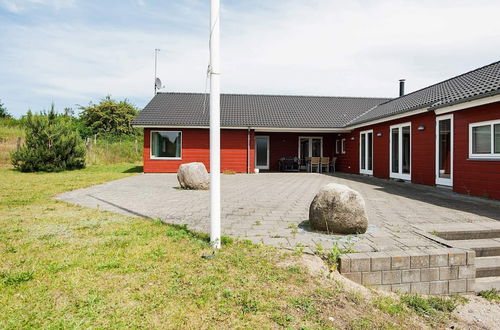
[[453, 295, 500, 329]]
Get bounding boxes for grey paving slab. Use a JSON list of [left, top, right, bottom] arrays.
[[55, 172, 500, 252]]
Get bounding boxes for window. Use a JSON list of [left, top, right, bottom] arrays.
[[390, 123, 411, 180], [151, 131, 182, 159], [469, 120, 500, 159], [335, 140, 340, 154], [341, 139, 346, 154]]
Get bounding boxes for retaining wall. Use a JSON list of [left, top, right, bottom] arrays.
[[339, 248, 475, 295]]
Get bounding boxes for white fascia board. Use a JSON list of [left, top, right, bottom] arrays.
[[133, 125, 350, 133], [347, 108, 428, 130], [433, 94, 500, 115]]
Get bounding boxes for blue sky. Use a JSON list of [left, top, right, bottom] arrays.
[[1, 0, 500, 117]]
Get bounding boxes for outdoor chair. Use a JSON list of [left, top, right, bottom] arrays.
[[320, 157, 330, 173], [309, 157, 320, 172], [330, 157, 337, 173]]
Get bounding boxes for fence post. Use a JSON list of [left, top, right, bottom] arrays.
[[16, 137, 22, 151], [94, 134, 97, 145], [134, 139, 138, 153], [86, 137, 91, 151]]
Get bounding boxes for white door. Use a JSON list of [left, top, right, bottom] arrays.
[[360, 130, 373, 175], [436, 115, 453, 186], [255, 136, 270, 170], [390, 123, 411, 180]]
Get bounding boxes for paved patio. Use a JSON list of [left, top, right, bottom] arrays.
[[56, 172, 500, 253]]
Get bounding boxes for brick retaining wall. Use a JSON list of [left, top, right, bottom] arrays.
[[339, 248, 475, 295]]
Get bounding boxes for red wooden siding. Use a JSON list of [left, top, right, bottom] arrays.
[[143, 128, 253, 173], [453, 102, 500, 200]]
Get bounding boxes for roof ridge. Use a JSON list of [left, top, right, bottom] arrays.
[[157, 91, 391, 100], [377, 59, 500, 105]]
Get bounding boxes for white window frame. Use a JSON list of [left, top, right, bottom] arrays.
[[255, 135, 270, 170], [359, 130, 373, 175], [435, 114, 454, 186], [150, 130, 182, 160], [341, 138, 346, 154], [469, 119, 500, 159], [335, 139, 340, 154], [298, 136, 324, 158], [389, 122, 411, 181]]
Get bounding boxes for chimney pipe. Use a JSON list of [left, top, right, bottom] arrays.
[[399, 79, 405, 97]]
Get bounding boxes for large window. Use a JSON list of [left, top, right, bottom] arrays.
[[469, 120, 500, 159], [151, 131, 182, 159], [390, 123, 411, 180]]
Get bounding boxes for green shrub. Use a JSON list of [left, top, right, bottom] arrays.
[[11, 109, 85, 172]]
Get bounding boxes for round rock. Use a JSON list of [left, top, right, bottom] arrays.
[[309, 183, 368, 234], [177, 162, 209, 190]]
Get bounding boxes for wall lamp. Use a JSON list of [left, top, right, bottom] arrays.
[[417, 125, 425, 131], [376, 132, 383, 137], [350, 137, 355, 141]]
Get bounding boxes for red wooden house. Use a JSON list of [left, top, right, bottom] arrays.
[[133, 61, 500, 200]]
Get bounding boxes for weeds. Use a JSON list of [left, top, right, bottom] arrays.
[[478, 289, 500, 302], [315, 239, 356, 269]]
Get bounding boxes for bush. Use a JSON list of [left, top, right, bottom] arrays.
[[0, 99, 11, 118], [11, 109, 86, 172], [79, 96, 139, 136]]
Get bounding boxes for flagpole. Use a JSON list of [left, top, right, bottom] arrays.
[[209, 0, 221, 249]]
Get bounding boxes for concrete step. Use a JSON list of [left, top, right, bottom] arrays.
[[474, 276, 500, 292], [437, 229, 500, 240], [448, 239, 500, 257], [476, 256, 500, 278]]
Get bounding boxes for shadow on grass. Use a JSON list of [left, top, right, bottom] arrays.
[[122, 166, 143, 173]]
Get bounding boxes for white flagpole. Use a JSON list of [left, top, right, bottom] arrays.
[[210, 0, 221, 249]]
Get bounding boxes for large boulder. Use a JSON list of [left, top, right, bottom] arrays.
[[309, 183, 368, 234], [177, 162, 209, 190]]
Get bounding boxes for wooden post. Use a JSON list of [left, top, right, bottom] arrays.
[[134, 139, 138, 153], [94, 134, 97, 145], [16, 137, 21, 151], [86, 137, 91, 151]]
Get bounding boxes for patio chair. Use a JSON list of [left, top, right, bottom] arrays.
[[320, 157, 330, 173], [309, 157, 320, 173], [330, 157, 337, 173]]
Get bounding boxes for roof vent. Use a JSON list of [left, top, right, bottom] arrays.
[[399, 79, 405, 97]]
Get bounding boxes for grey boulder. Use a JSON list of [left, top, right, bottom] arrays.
[[309, 183, 368, 234], [177, 162, 209, 190]]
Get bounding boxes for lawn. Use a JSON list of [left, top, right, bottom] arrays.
[[0, 165, 466, 328]]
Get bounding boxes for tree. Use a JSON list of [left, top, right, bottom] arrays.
[[11, 108, 86, 172], [0, 99, 10, 118], [79, 96, 139, 136]]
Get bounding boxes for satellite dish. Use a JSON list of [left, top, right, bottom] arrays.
[[155, 77, 162, 90]]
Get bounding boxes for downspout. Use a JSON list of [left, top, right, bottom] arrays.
[[247, 127, 250, 174]]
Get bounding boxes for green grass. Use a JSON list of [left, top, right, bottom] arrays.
[[478, 289, 500, 302], [0, 163, 462, 328]]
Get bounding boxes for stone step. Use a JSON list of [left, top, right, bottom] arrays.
[[476, 256, 500, 278], [436, 229, 500, 240], [448, 239, 500, 257], [474, 276, 500, 292]]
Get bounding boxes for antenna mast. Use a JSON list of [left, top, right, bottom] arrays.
[[154, 48, 160, 95]]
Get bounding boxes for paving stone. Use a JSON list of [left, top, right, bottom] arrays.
[[466, 250, 475, 265], [420, 268, 439, 282], [429, 281, 448, 295], [449, 279, 467, 294], [338, 256, 350, 273], [458, 265, 476, 279], [362, 272, 382, 285], [448, 248, 467, 266], [407, 250, 430, 269], [349, 253, 371, 272], [402, 269, 421, 283], [382, 270, 402, 284], [428, 249, 449, 267], [391, 283, 411, 293], [343, 272, 361, 284], [410, 282, 430, 294], [387, 251, 410, 270], [369, 252, 391, 271], [439, 266, 459, 280]]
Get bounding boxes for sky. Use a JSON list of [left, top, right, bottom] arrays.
[[1, 0, 500, 118]]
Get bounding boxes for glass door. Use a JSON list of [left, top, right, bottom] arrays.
[[360, 130, 373, 175], [255, 136, 269, 170], [298, 137, 323, 165], [390, 123, 411, 180], [436, 115, 453, 186]]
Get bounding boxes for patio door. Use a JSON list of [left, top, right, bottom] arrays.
[[435, 115, 453, 186], [360, 130, 373, 175], [390, 123, 411, 180], [298, 137, 322, 170], [255, 136, 270, 170]]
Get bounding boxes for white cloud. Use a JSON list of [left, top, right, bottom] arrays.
[[1, 0, 500, 116]]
